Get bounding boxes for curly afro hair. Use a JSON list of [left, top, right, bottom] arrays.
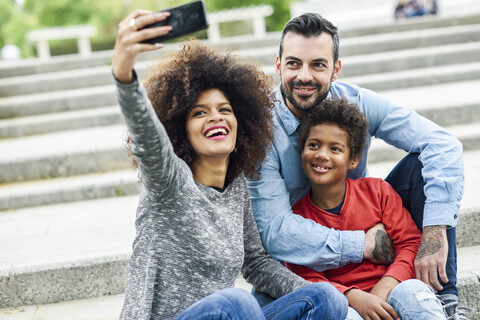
[[127, 39, 275, 183], [298, 97, 369, 160]]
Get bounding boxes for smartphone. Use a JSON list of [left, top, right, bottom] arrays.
[[141, 1, 208, 44]]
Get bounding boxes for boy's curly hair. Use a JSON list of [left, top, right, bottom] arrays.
[[298, 97, 369, 160], [127, 39, 274, 183]]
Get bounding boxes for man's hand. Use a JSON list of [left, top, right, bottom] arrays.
[[364, 223, 395, 265], [415, 225, 448, 292], [345, 289, 399, 320]]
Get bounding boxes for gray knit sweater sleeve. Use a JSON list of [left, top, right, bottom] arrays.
[[114, 72, 187, 197], [241, 187, 311, 298]]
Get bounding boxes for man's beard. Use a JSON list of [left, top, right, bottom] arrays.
[[281, 80, 330, 113]]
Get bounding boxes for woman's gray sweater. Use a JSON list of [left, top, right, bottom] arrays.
[[115, 76, 310, 320]]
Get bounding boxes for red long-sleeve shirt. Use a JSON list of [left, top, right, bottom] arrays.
[[285, 177, 421, 294]]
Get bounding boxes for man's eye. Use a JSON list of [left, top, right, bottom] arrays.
[[286, 61, 298, 67]]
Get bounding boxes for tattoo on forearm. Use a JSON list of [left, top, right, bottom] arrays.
[[372, 230, 395, 264], [415, 226, 444, 260]]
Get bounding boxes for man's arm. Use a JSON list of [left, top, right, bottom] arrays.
[[361, 87, 464, 290], [415, 225, 449, 292], [246, 146, 393, 272]]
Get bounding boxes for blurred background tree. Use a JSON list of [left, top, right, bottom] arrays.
[[1, 0, 295, 58]]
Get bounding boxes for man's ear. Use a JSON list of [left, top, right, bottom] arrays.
[[348, 154, 360, 170], [331, 59, 342, 82], [275, 55, 281, 77]]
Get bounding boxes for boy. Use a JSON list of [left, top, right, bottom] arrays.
[[285, 98, 446, 319]]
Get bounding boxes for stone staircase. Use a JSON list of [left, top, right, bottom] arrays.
[[0, 11, 479, 319]]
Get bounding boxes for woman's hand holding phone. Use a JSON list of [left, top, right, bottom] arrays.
[[112, 9, 172, 84]]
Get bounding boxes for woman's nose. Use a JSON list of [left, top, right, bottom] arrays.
[[208, 110, 224, 122]]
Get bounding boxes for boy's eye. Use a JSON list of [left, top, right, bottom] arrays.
[[307, 142, 319, 148], [331, 147, 342, 152]]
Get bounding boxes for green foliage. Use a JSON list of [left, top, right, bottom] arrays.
[[23, 0, 97, 26], [0, 0, 14, 45], [1, 0, 293, 58]]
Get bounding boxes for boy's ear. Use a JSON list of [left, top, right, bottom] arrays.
[[348, 155, 361, 170]]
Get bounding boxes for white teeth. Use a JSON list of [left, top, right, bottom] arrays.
[[205, 128, 227, 137], [298, 88, 312, 92]]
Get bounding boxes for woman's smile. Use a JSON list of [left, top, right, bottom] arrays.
[[186, 89, 238, 160]]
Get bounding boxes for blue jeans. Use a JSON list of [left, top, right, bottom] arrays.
[[346, 279, 446, 319], [262, 282, 348, 320], [177, 283, 348, 320], [384, 153, 457, 297], [174, 288, 263, 320]]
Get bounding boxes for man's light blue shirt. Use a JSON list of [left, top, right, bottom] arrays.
[[246, 81, 464, 272]]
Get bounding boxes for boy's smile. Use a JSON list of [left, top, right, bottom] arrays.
[[301, 123, 359, 208]]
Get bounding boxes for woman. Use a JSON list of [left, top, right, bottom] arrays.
[[112, 9, 348, 320]]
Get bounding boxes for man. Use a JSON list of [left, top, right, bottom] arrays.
[[246, 13, 465, 317]]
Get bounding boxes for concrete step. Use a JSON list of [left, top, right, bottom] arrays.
[[0, 194, 252, 309], [337, 11, 480, 37], [1, 78, 479, 139], [2, 35, 480, 97], [1, 11, 479, 80], [340, 41, 480, 77], [0, 108, 478, 185], [0, 106, 123, 138], [0, 278, 252, 320], [0, 81, 478, 186], [0, 169, 140, 211], [0, 184, 478, 311], [0, 124, 129, 184], [0, 50, 114, 79], [338, 60, 480, 92], [0, 85, 116, 119], [2, 58, 479, 120], [1, 125, 478, 210]]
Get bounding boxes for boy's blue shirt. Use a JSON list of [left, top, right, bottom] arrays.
[[246, 81, 464, 272]]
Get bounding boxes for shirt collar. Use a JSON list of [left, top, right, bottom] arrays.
[[274, 85, 334, 136], [274, 85, 300, 136]]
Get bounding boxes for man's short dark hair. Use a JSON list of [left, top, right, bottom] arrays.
[[298, 97, 368, 160], [279, 13, 339, 63]]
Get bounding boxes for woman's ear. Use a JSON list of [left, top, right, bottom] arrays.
[[348, 155, 361, 170]]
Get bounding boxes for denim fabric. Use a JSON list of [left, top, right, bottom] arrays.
[[261, 283, 348, 320], [388, 279, 446, 319], [385, 153, 457, 296], [252, 289, 276, 307], [246, 82, 463, 273], [176, 284, 348, 320], [346, 280, 445, 320], [174, 288, 263, 319]]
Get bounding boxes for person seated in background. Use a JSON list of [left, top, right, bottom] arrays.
[[395, 0, 438, 19], [286, 97, 447, 319]]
